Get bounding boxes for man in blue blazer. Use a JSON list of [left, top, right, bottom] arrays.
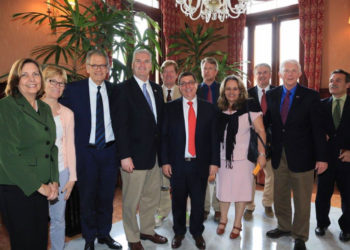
[[315, 69, 350, 241], [60, 50, 121, 250], [161, 71, 220, 249]]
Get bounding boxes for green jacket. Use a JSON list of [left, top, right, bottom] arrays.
[[0, 94, 58, 196]]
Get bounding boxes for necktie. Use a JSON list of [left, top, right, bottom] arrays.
[[333, 99, 341, 129], [280, 90, 291, 124], [207, 86, 213, 103], [95, 86, 105, 149], [188, 101, 196, 156], [143, 83, 154, 113], [261, 89, 267, 115], [167, 89, 172, 102]]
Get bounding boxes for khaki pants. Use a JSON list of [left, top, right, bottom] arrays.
[[156, 170, 172, 217], [246, 160, 274, 210], [204, 181, 220, 212], [121, 164, 161, 242], [273, 149, 314, 242]]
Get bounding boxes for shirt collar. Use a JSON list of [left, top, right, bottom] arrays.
[[89, 77, 105, 90], [332, 94, 347, 102], [257, 84, 270, 92], [282, 84, 297, 95], [183, 96, 197, 105], [134, 75, 149, 89]]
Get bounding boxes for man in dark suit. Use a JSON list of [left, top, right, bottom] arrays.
[[161, 71, 220, 249], [197, 57, 221, 222], [245, 63, 275, 220], [112, 49, 167, 250], [60, 50, 121, 250], [315, 69, 350, 242], [265, 59, 328, 250]]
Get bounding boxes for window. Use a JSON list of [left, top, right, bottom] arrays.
[[134, 0, 159, 9], [248, 0, 298, 14]]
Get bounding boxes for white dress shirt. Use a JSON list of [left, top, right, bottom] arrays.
[[134, 75, 157, 121], [88, 78, 115, 144], [163, 85, 175, 99], [183, 96, 198, 158], [257, 85, 271, 104]]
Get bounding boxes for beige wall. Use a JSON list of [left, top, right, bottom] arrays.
[[321, 0, 350, 88]]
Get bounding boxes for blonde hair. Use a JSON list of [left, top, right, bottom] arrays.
[[218, 74, 248, 111], [42, 65, 68, 84]]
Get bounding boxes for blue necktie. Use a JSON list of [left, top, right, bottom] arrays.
[[143, 83, 154, 113], [95, 86, 105, 149]]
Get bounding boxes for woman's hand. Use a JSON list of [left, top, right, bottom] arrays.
[[48, 182, 58, 200], [62, 180, 75, 200], [257, 155, 266, 169], [37, 184, 51, 198]]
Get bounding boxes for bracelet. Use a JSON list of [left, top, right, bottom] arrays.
[[258, 152, 266, 157]]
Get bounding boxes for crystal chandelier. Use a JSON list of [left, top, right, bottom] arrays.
[[175, 0, 252, 23]]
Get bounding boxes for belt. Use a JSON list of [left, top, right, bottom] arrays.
[[184, 157, 196, 162], [88, 140, 115, 149]]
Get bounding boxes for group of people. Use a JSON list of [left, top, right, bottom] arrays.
[[0, 48, 349, 250]]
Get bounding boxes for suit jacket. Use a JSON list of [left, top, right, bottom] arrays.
[[197, 81, 220, 107], [60, 79, 114, 153], [0, 94, 58, 196], [248, 85, 276, 108], [162, 84, 182, 102], [320, 95, 350, 167], [160, 97, 220, 177], [265, 84, 327, 172], [112, 77, 164, 170]]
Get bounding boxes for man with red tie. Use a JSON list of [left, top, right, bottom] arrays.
[[245, 63, 275, 220], [161, 72, 220, 249]]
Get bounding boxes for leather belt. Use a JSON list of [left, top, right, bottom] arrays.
[[88, 140, 115, 149], [184, 157, 196, 162]]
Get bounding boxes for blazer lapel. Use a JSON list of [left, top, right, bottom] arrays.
[[15, 95, 47, 126], [338, 95, 350, 131], [285, 85, 302, 124], [195, 99, 203, 150], [273, 87, 283, 125], [151, 82, 162, 123]]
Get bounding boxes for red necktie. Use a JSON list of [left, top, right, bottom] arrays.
[[261, 89, 267, 115], [207, 86, 213, 103], [280, 90, 291, 124], [188, 101, 196, 156], [167, 89, 172, 102]]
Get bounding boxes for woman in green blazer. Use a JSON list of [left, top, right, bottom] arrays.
[[0, 58, 59, 250]]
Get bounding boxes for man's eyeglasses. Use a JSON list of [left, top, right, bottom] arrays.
[[179, 81, 196, 86], [88, 64, 108, 70], [49, 79, 65, 88]]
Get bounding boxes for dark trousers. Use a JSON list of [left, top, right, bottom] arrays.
[[0, 185, 48, 250], [170, 159, 208, 237], [77, 144, 118, 241], [315, 160, 350, 233]]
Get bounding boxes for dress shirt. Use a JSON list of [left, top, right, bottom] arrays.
[[332, 94, 347, 117], [280, 84, 297, 112], [88, 78, 115, 144], [200, 81, 217, 104], [183, 96, 198, 158], [256, 85, 271, 104], [163, 85, 175, 100], [134, 75, 157, 121]]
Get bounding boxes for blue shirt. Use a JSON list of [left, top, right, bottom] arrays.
[[200, 81, 218, 104], [280, 84, 297, 112]]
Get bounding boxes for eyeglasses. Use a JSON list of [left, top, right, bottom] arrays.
[[49, 79, 65, 88], [179, 81, 196, 86], [20, 72, 41, 79], [88, 64, 108, 70]]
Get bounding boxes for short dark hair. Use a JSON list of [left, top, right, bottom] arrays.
[[331, 69, 350, 83], [178, 71, 197, 85]]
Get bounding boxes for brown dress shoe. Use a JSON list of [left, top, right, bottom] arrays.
[[128, 241, 144, 250], [140, 233, 168, 244], [194, 235, 206, 249], [171, 235, 185, 248], [214, 211, 221, 222]]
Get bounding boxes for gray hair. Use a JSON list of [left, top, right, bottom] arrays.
[[132, 49, 152, 64], [280, 59, 301, 73], [254, 63, 272, 74], [86, 49, 109, 67], [201, 57, 219, 70]]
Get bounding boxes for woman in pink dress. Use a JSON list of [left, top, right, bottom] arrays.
[[216, 75, 266, 239]]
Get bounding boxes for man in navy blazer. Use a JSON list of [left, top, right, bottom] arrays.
[[60, 50, 121, 250], [112, 49, 167, 250], [161, 71, 220, 249], [265, 60, 328, 250], [315, 69, 350, 242]]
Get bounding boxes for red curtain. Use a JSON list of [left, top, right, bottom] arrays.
[[299, 0, 324, 91], [106, 0, 121, 9], [227, 9, 246, 65], [161, 1, 180, 60]]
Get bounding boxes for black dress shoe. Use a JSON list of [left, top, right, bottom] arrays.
[[294, 239, 306, 250], [84, 241, 95, 250], [98, 235, 122, 249], [171, 235, 185, 249], [194, 235, 206, 249], [339, 231, 350, 242], [266, 228, 291, 238], [315, 226, 327, 236]]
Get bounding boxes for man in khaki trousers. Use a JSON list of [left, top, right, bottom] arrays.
[[156, 60, 182, 227]]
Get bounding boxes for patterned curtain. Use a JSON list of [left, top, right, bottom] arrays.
[[161, 1, 180, 60], [299, 0, 324, 91], [106, 0, 121, 9]]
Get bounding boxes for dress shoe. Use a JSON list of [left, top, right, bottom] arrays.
[[98, 235, 122, 249], [216, 221, 227, 235], [128, 241, 144, 250], [266, 228, 291, 238], [230, 226, 242, 239], [171, 235, 185, 249], [315, 226, 327, 236], [193, 235, 206, 249], [84, 241, 95, 250], [203, 211, 209, 221], [339, 231, 350, 242], [243, 209, 253, 221], [140, 232, 168, 244], [214, 211, 221, 223], [264, 206, 274, 218], [294, 239, 306, 250]]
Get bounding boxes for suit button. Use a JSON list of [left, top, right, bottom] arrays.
[[46, 141, 50, 145], [45, 154, 49, 158], [45, 127, 49, 131]]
